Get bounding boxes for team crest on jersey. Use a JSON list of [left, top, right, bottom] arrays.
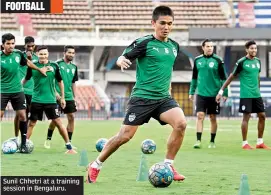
[[47, 66, 54, 72], [128, 113, 136, 122], [164, 48, 169, 54], [257, 63, 260, 69], [251, 64, 256, 68], [172, 48, 177, 57], [72, 69, 75, 74], [209, 62, 214, 68], [15, 56, 20, 63]]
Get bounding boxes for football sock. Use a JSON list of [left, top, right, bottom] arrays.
[[164, 159, 174, 165], [242, 140, 248, 146], [47, 129, 54, 140], [68, 132, 73, 142], [65, 142, 72, 150], [91, 158, 103, 169], [196, 132, 202, 141], [19, 121, 27, 146], [210, 133, 216, 143], [257, 138, 263, 145]]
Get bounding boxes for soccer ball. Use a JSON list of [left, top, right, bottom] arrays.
[[148, 162, 174, 188], [8, 137, 21, 148], [2, 140, 18, 154], [95, 138, 108, 152], [25, 139, 34, 153], [141, 139, 156, 154]]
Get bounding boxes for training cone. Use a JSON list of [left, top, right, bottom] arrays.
[[238, 174, 250, 195], [78, 149, 89, 167], [136, 154, 149, 181]]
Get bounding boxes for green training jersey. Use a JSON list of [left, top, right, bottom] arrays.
[[19, 52, 39, 95], [189, 54, 228, 97], [1, 49, 28, 93], [122, 35, 179, 100], [232, 56, 261, 98], [55, 59, 78, 101], [25, 61, 62, 104]]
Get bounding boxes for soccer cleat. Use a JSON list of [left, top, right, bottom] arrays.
[[19, 144, 30, 154], [242, 144, 254, 150], [193, 140, 201, 149], [256, 143, 271, 150], [44, 140, 51, 149], [65, 149, 77, 154], [208, 142, 216, 149], [86, 162, 100, 183], [169, 165, 185, 181]]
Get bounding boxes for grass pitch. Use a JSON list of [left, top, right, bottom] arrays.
[[1, 119, 271, 195]]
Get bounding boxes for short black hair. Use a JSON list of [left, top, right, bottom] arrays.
[[245, 40, 256, 49], [152, 6, 174, 21], [64, 45, 75, 52], [2, 33, 15, 44], [202, 39, 212, 47], [37, 45, 48, 52], [24, 36, 35, 44]]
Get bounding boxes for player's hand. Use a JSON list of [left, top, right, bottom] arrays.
[[39, 67, 48, 76], [116, 56, 132, 72], [216, 94, 222, 103], [60, 98, 66, 109], [189, 95, 194, 101], [222, 96, 228, 102], [26, 51, 32, 60]]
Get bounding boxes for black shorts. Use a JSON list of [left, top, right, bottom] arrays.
[[196, 95, 220, 115], [1, 92, 26, 111], [239, 97, 265, 113], [123, 97, 180, 126], [29, 102, 60, 121], [58, 100, 77, 114]]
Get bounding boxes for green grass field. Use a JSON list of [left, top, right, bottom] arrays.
[[1, 119, 271, 195]]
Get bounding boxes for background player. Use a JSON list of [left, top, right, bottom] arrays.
[[22, 45, 76, 154], [216, 40, 270, 150], [1, 33, 47, 153], [86, 6, 187, 183], [189, 39, 228, 149], [44, 45, 78, 149], [13, 36, 38, 144]]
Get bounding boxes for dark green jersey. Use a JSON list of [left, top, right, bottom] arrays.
[[232, 56, 261, 98], [55, 59, 78, 101], [122, 35, 179, 99], [189, 54, 228, 97], [1, 49, 27, 93], [19, 52, 39, 95], [25, 61, 62, 104]]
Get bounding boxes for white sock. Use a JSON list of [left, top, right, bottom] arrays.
[[90, 158, 103, 169], [242, 140, 248, 147], [257, 138, 263, 145], [164, 159, 174, 165]]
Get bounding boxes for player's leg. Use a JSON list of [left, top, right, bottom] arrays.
[[26, 120, 37, 139], [239, 98, 254, 149], [208, 114, 217, 148], [65, 100, 77, 143], [194, 95, 207, 148], [0, 93, 10, 120], [254, 98, 270, 149], [207, 97, 220, 148], [27, 102, 43, 139], [14, 114, 20, 138], [44, 121, 56, 149]]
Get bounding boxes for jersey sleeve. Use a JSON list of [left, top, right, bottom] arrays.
[[122, 39, 150, 61], [55, 64, 62, 82], [25, 67, 32, 80], [189, 59, 198, 95], [232, 61, 243, 76], [72, 66, 79, 83], [19, 51, 28, 66]]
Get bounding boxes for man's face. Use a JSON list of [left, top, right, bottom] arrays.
[[25, 42, 35, 52], [152, 15, 173, 40], [202, 41, 214, 56], [246, 44, 257, 57], [2, 39, 15, 54], [64, 48, 75, 62], [38, 49, 49, 63]]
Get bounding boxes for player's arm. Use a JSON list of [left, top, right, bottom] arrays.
[[22, 67, 32, 85], [55, 65, 66, 108], [188, 59, 198, 100], [116, 39, 148, 71], [72, 66, 79, 98], [218, 59, 229, 98], [258, 60, 261, 88], [19, 52, 47, 76]]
